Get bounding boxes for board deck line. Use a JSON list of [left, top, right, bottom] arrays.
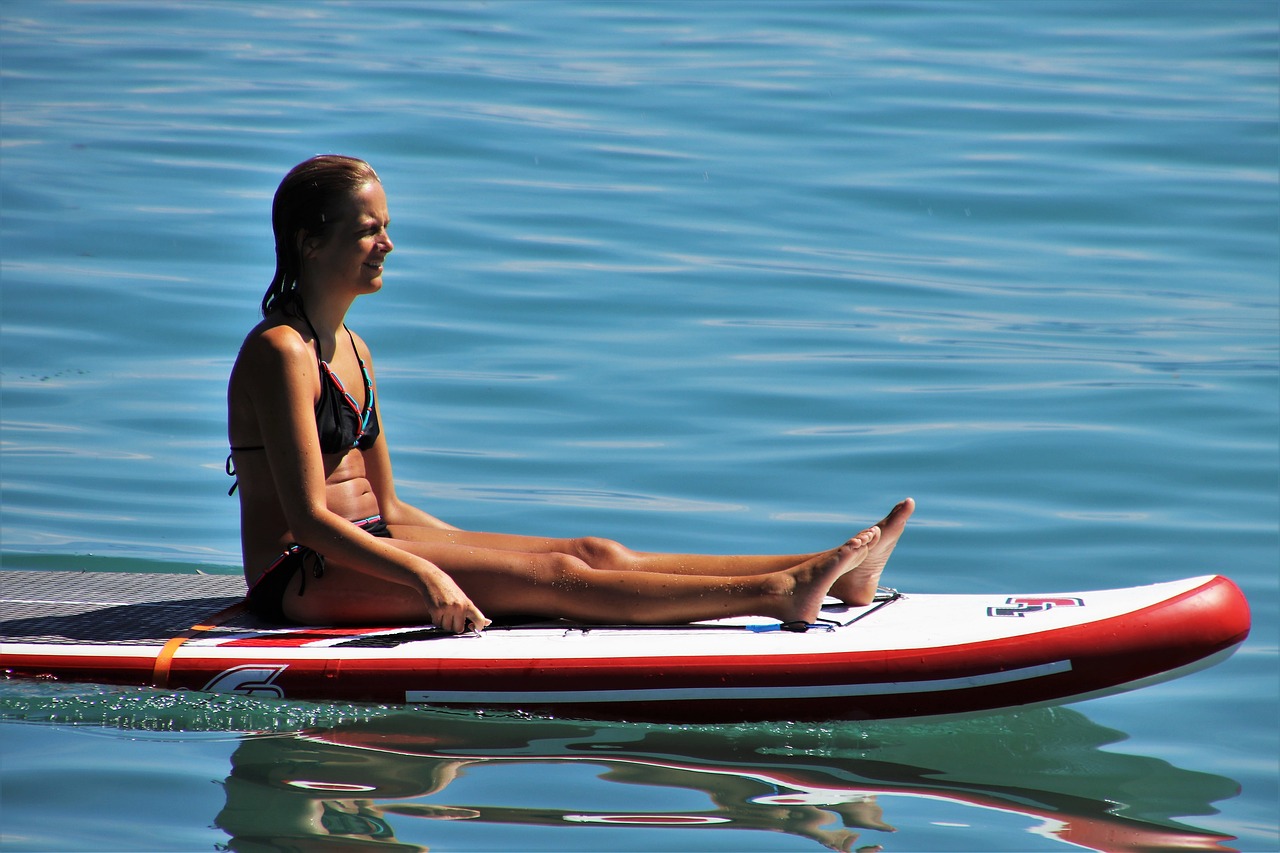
[[2, 598, 136, 607], [403, 659, 1076, 705]]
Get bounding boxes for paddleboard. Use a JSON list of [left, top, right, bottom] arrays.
[[0, 570, 1249, 722]]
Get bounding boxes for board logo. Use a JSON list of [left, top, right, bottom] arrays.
[[202, 664, 288, 698], [987, 596, 1084, 617]]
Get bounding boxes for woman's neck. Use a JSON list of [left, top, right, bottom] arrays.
[[294, 284, 355, 361]]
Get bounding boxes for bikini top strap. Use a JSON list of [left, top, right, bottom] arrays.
[[299, 307, 362, 367], [298, 306, 324, 362], [344, 324, 363, 365], [343, 324, 375, 431]]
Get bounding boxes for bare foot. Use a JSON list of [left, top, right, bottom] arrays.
[[834, 798, 896, 833], [813, 829, 861, 853], [829, 498, 915, 606], [771, 527, 881, 624]]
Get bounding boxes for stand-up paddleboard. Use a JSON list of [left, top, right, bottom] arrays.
[[0, 570, 1249, 722]]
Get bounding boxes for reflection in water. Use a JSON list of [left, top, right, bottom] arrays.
[[208, 704, 1238, 853]]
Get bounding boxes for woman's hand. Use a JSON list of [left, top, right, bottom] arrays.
[[420, 566, 491, 634]]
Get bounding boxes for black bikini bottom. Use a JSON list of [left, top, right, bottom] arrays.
[[245, 515, 392, 624]]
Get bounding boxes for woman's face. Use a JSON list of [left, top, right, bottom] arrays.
[[304, 181, 394, 293]]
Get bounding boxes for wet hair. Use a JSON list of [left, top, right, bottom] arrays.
[[261, 155, 381, 317]]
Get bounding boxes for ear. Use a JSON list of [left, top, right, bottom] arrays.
[[296, 229, 320, 259]]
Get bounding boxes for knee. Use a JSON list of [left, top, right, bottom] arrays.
[[530, 551, 588, 584], [570, 536, 633, 571]]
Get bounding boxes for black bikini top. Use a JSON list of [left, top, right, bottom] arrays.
[[226, 312, 380, 494], [304, 313, 381, 454]]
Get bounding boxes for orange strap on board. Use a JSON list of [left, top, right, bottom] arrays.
[[151, 600, 248, 689]]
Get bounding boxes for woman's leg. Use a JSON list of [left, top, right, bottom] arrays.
[[387, 498, 914, 606], [284, 527, 881, 627], [385, 524, 811, 574]]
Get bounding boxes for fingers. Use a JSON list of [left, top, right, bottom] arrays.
[[462, 609, 492, 635], [437, 603, 490, 635], [421, 569, 490, 634]]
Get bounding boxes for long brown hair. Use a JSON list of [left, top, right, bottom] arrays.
[[262, 155, 381, 317]]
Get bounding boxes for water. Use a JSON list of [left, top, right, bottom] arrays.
[[1, 1, 1275, 850]]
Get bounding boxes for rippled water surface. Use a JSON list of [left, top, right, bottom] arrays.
[[2, 2, 1277, 851]]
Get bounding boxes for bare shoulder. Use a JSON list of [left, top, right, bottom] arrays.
[[235, 319, 311, 368], [230, 319, 318, 397]]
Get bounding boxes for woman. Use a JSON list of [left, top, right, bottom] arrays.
[[227, 155, 914, 632]]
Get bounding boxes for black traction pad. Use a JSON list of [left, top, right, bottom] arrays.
[[1, 571, 259, 645]]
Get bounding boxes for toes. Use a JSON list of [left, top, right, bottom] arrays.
[[854, 526, 880, 548]]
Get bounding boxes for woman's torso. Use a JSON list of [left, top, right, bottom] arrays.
[[228, 317, 381, 581]]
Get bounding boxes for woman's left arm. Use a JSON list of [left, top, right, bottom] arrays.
[[355, 335, 460, 531]]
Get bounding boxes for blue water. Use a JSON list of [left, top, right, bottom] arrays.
[[1, 1, 1276, 850]]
